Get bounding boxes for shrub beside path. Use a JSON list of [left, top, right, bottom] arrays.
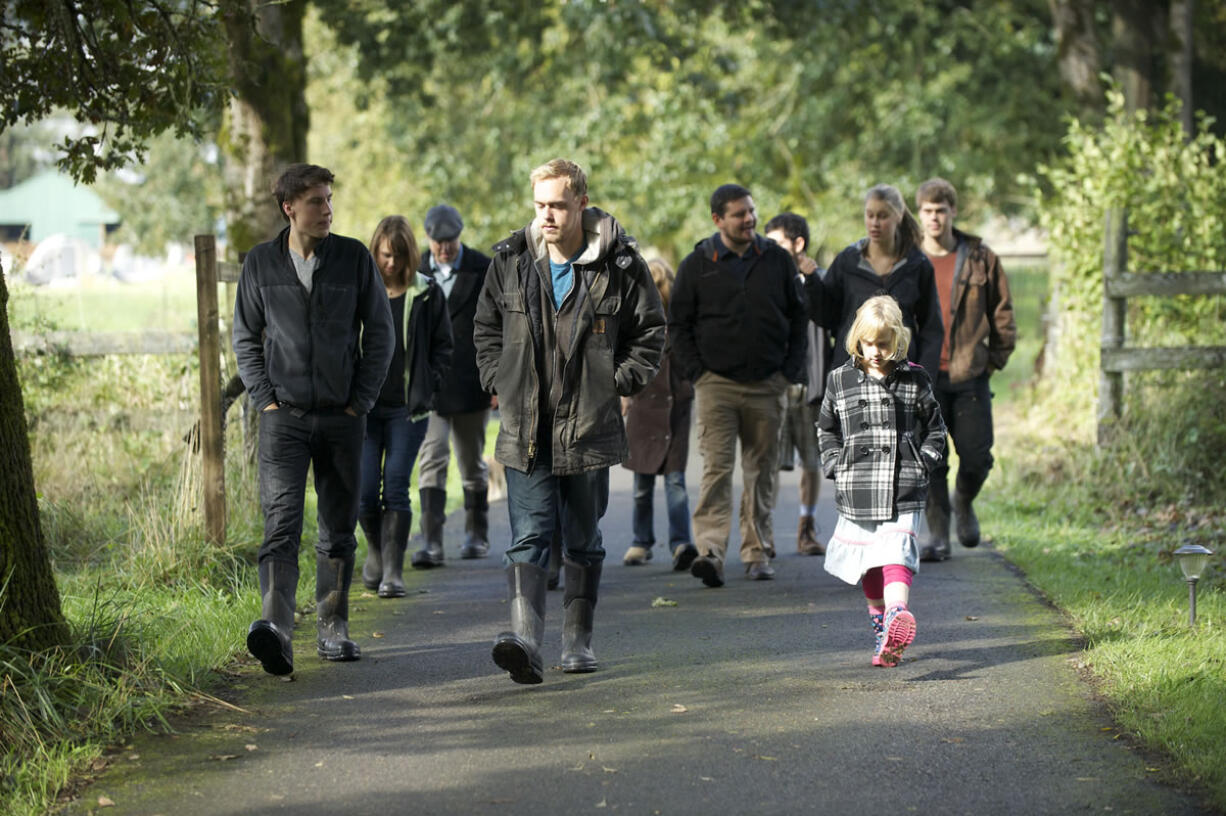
[[64, 466, 1214, 815]]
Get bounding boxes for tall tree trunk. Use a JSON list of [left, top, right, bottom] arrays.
[[1168, 0, 1195, 134], [0, 263, 69, 652], [219, 0, 309, 258], [1112, 0, 1156, 113], [1049, 0, 1103, 118]]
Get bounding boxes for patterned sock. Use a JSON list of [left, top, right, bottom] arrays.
[[869, 607, 886, 666]]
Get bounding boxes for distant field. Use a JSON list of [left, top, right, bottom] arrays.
[[8, 270, 204, 333]]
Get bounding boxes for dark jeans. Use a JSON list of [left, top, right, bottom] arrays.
[[257, 407, 366, 565], [932, 372, 995, 499], [632, 471, 693, 551], [359, 403, 429, 515], [504, 466, 609, 569]]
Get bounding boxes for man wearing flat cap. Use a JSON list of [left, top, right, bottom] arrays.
[[411, 204, 497, 567]]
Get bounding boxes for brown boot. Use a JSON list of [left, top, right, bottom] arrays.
[[797, 515, 825, 555]]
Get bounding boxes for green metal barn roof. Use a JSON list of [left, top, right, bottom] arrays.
[[0, 170, 119, 248]]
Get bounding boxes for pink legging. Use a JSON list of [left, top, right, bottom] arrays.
[[861, 565, 913, 601]]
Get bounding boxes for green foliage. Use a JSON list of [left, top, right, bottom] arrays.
[[310, 0, 1063, 262], [0, 0, 238, 184]]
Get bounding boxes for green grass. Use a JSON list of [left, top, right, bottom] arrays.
[[8, 272, 201, 333]]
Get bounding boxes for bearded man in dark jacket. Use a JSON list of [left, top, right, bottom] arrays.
[[233, 163, 394, 676], [473, 158, 666, 684]]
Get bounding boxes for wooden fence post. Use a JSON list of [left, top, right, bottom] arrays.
[[1098, 209, 1128, 443], [194, 235, 226, 545]]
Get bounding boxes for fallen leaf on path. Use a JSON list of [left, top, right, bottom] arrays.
[[964, 616, 980, 621], [603, 766, 618, 773], [940, 738, 964, 744], [98, 796, 115, 807], [651, 596, 678, 607], [568, 763, 585, 772], [671, 704, 687, 713], [209, 754, 239, 762], [315, 761, 324, 767], [595, 798, 607, 808], [372, 632, 385, 638], [245, 744, 258, 752], [127, 754, 140, 761], [754, 755, 777, 761], [342, 695, 355, 700]]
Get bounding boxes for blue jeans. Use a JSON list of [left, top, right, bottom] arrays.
[[359, 404, 429, 515], [632, 471, 693, 552], [257, 407, 365, 564], [504, 466, 609, 569]]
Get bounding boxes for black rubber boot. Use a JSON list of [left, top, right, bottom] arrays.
[[922, 477, 952, 562], [561, 560, 601, 673], [491, 562, 547, 684], [953, 472, 984, 548], [315, 556, 360, 661], [247, 559, 298, 676], [411, 487, 447, 568], [460, 488, 491, 559], [359, 511, 383, 590], [378, 509, 410, 598]]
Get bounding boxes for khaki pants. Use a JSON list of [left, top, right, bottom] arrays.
[[417, 408, 491, 493], [692, 372, 788, 565]]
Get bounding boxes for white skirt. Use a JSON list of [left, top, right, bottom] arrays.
[[823, 511, 922, 586]]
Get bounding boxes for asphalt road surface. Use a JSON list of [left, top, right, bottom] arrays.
[[65, 461, 1215, 816]]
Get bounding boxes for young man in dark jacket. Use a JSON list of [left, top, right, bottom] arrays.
[[411, 204, 496, 567], [915, 178, 1016, 560], [669, 184, 809, 587], [474, 158, 665, 684], [232, 163, 394, 676]]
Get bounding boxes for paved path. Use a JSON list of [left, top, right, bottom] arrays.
[[68, 463, 1213, 816]]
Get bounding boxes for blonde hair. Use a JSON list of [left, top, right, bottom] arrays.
[[529, 158, 588, 198], [845, 295, 911, 368], [370, 215, 421, 289], [646, 257, 675, 310]]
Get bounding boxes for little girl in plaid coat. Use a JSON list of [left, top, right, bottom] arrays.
[[817, 295, 946, 666]]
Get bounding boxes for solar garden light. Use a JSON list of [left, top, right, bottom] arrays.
[[1173, 544, 1213, 627]]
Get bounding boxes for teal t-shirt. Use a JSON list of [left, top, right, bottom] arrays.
[[548, 245, 586, 309]]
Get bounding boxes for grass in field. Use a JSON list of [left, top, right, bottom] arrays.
[[7, 270, 201, 333]]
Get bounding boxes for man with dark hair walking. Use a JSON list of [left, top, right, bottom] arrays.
[[914, 177, 1015, 560], [764, 212, 831, 556], [670, 184, 809, 587], [233, 163, 394, 676], [410, 204, 496, 567], [474, 158, 665, 684]]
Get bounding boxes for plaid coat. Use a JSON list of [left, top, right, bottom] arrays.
[[818, 360, 946, 522]]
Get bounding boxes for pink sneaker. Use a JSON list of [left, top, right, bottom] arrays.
[[879, 604, 916, 667]]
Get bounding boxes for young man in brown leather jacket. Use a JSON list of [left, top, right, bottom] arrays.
[[915, 178, 1016, 561]]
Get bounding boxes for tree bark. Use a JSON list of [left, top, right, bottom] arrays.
[[1112, 0, 1156, 113], [219, 0, 309, 258], [1168, 0, 1195, 134], [0, 262, 69, 652], [1049, 0, 1103, 118]]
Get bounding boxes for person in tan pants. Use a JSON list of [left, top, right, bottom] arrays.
[[669, 184, 809, 586]]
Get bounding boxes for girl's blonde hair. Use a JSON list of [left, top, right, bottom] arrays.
[[646, 257, 675, 310], [845, 295, 911, 367], [370, 215, 421, 289]]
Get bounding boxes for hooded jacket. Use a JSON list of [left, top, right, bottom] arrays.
[[670, 233, 809, 384], [394, 274, 453, 418], [233, 226, 393, 415], [473, 208, 666, 475]]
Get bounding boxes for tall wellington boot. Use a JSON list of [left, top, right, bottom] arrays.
[[561, 559, 601, 673], [359, 511, 383, 590], [378, 509, 411, 598], [491, 562, 548, 684], [460, 488, 491, 559], [953, 472, 984, 549], [315, 556, 360, 661], [247, 559, 298, 676], [921, 476, 952, 562], [411, 487, 447, 568]]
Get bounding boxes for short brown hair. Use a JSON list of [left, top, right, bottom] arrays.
[[370, 215, 421, 289], [273, 163, 335, 221], [529, 158, 588, 199], [915, 177, 958, 209]]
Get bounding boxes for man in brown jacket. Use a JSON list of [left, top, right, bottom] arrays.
[[915, 178, 1016, 561]]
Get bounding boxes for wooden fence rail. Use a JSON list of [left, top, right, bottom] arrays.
[[1099, 209, 1226, 442]]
